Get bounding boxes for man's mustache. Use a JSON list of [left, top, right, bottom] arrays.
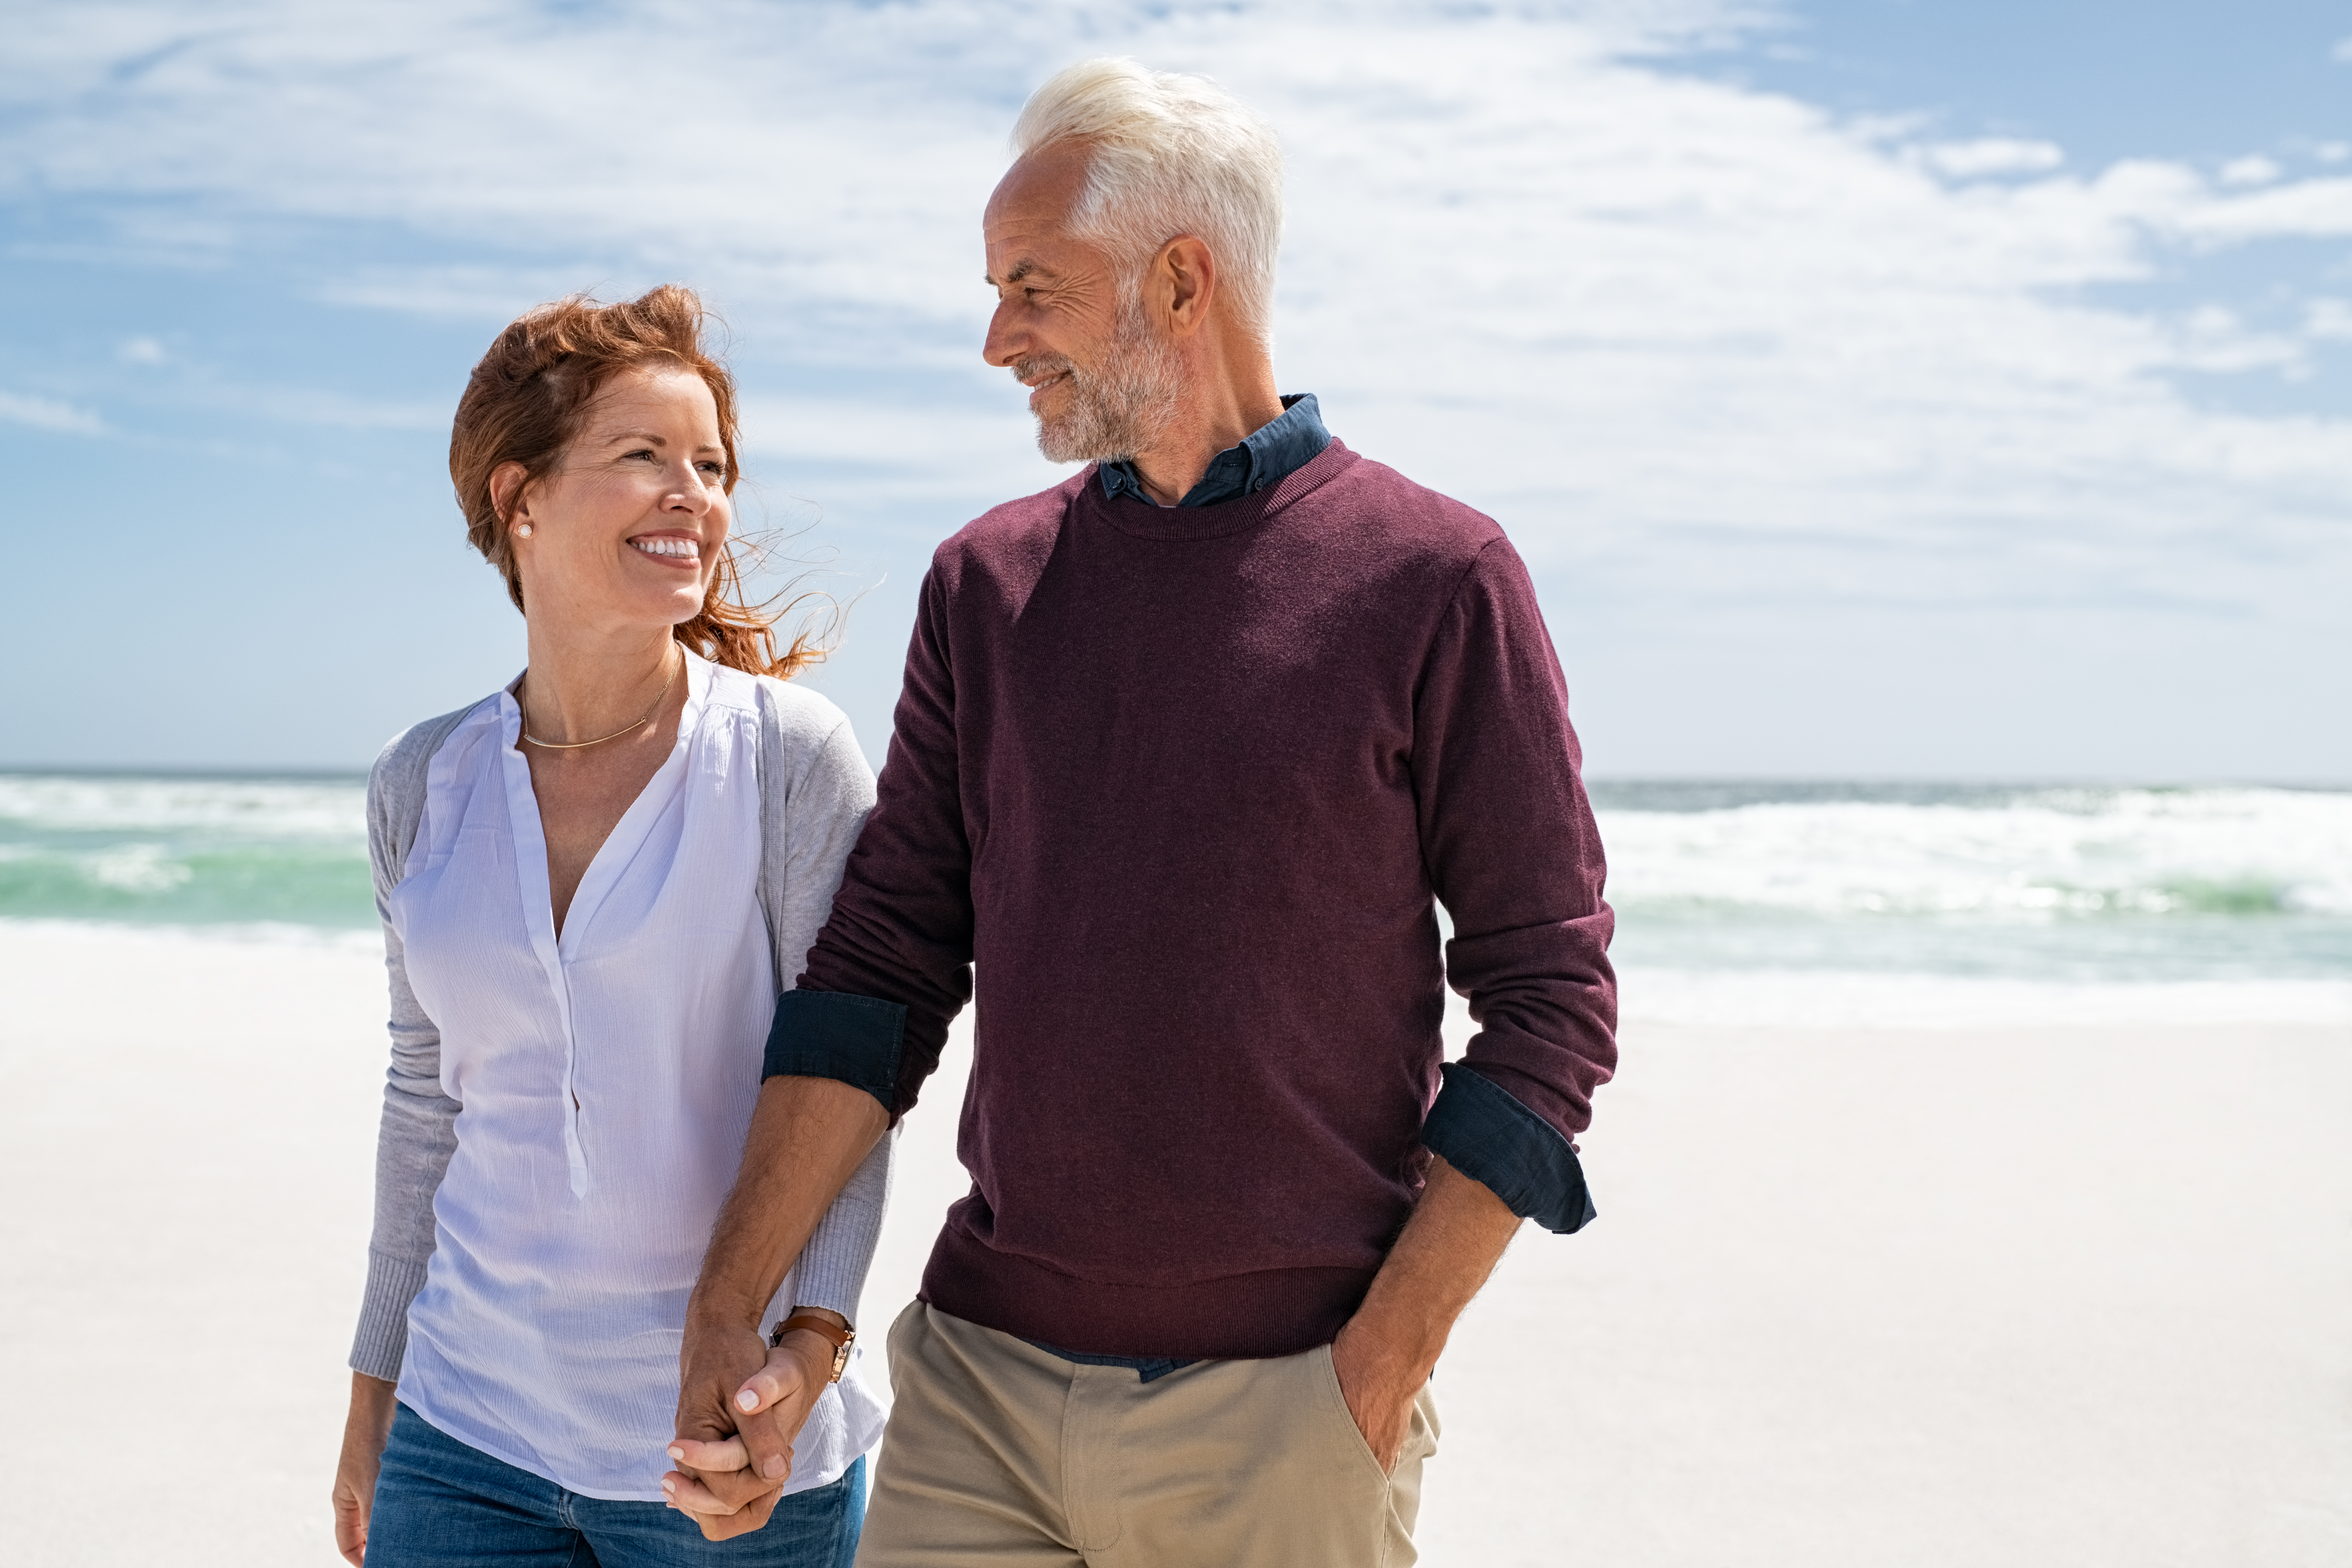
[[1010, 354, 1076, 388]]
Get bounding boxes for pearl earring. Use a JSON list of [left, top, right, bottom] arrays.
[[514, 523, 533, 538]]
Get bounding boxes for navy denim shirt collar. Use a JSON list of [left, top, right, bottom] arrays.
[[1099, 393, 1329, 508]]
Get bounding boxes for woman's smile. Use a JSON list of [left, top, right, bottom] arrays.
[[629, 532, 702, 566]]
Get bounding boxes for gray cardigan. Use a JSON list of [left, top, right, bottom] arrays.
[[349, 672, 894, 1383]]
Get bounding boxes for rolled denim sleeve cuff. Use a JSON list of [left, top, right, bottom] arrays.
[[1423, 1061, 1597, 1234], [763, 989, 907, 1116]]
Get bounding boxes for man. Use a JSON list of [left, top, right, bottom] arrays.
[[665, 57, 1615, 1565]]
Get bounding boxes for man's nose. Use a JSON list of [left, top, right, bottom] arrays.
[[983, 301, 1023, 367]]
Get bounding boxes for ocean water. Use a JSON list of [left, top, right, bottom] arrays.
[[0, 772, 373, 933], [3, 771, 2347, 1023], [1585, 781, 2352, 1025], [1590, 781, 2352, 982]]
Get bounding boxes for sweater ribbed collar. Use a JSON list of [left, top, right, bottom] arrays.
[[1082, 437, 1360, 542], [1098, 393, 1330, 509]]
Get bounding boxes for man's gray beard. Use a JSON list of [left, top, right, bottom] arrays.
[[1029, 300, 1184, 465]]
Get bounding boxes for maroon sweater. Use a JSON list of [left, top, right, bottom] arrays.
[[787, 439, 1616, 1359]]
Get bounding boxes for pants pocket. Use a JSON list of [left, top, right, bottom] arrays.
[[1313, 1343, 1395, 1483]]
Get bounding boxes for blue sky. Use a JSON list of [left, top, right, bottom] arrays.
[[4, 0, 2349, 778]]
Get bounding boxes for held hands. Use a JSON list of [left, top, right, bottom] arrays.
[[665, 1317, 838, 1540]]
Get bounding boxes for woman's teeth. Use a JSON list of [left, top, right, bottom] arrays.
[[631, 537, 698, 559]]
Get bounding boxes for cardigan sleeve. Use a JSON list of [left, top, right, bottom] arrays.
[[756, 688, 896, 1323], [765, 566, 973, 1120], [349, 719, 466, 1383]]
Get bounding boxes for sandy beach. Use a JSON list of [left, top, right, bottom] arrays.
[[2, 921, 2345, 1565]]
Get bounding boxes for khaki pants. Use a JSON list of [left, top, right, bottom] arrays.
[[855, 1302, 1440, 1568]]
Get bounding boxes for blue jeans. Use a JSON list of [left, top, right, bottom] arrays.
[[369, 1404, 864, 1568]]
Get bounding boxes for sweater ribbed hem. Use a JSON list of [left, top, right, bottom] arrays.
[[919, 1223, 1373, 1362], [349, 1249, 430, 1383]]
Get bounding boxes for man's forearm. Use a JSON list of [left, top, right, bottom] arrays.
[[1353, 1154, 1524, 1366], [1330, 1154, 1524, 1469], [688, 1075, 888, 1331]]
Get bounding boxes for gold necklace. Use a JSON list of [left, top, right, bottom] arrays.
[[519, 648, 682, 750]]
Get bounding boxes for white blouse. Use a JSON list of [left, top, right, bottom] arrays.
[[383, 652, 887, 1500]]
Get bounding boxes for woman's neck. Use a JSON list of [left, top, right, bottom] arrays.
[[518, 622, 683, 746]]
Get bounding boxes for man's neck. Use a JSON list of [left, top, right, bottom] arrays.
[[1125, 352, 1283, 506]]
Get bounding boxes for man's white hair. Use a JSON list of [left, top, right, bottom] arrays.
[[1011, 58, 1284, 346]]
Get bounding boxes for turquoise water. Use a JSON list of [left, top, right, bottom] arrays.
[[1585, 781, 2352, 986], [3, 772, 2347, 987], [0, 772, 373, 930]]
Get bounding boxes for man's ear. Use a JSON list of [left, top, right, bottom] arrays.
[[1157, 235, 1218, 338]]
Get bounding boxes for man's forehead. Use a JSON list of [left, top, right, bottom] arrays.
[[983, 220, 1078, 288], [985, 145, 1092, 239]]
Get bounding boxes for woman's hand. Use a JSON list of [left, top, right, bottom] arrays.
[[666, 1317, 836, 1540], [333, 1372, 399, 1565]]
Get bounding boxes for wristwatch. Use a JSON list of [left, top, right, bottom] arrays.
[[770, 1312, 857, 1384]]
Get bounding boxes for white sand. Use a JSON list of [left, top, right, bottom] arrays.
[[1, 922, 2345, 1565]]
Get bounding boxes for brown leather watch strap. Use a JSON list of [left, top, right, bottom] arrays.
[[769, 1312, 857, 1383]]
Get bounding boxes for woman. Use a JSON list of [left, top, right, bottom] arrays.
[[330, 286, 890, 1566]]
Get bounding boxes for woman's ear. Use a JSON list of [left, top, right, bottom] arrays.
[[489, 460, 532, 531]]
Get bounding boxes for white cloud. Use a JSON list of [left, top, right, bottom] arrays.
[[738, 396, 1057, 503], [0, 391, 106, 435], [118, 336, 170, 365], [314, 265, 627, 321], [2, 0, 2348, 620], [2160, 174, 2352, 243], [2161, 306, 2301, 373], [1921, 138, 2064, 179], [2219, 154, 2282, 187], [2304, 298, 2352, 341], [236, 386, 448, 431], [2335, 36, 2352, 63]]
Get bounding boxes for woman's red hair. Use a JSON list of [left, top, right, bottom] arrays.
[[449, 285, 830, 678]]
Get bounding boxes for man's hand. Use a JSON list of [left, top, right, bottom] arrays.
[[332, 1372, 398, 1565], [1330, 1315, 1427, 1474], [665, 1316, 838, 1540], [666, 1075, 885, 1539], [1329, 1155, 1525, 1474]]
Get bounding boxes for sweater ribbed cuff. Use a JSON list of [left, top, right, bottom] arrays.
[[789, 1242, 865, 1325], [1423, 1062, 1596, 1234], [786, 1134, 892, 1326], [349, 1249, 430, 1383]]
